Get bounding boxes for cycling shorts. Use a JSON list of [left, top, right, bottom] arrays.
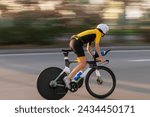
[[69, 38, 85, 57]]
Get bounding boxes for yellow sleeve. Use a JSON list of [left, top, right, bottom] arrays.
[[95, 29, 102, 44]]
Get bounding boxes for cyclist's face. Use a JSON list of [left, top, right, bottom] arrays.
[[102, 33, 105, 37]]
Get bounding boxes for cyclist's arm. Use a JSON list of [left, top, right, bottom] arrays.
[[95, 44, 105, 62], [87, 43, 94, 58], [95, 30, 105, 62]]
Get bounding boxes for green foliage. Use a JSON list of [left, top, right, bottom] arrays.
[[0, 27, 53, 45], [0, 18, 149, 46]]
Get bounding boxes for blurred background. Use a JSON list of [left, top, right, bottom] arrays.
[[0, 0, 150, 100], [0, 0, 149, 48]]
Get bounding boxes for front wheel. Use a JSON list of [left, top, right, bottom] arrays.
[[85, 66, 116, 99]]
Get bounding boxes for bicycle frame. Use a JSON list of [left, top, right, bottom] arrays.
[[52, 50, 101, 84]]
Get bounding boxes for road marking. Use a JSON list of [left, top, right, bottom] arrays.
[[129, 59, 150, 62]]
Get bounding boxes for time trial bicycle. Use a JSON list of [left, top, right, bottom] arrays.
[[37, 49, 116, 100]]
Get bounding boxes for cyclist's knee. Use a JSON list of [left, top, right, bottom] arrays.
[[77, 57, 87, 69], [78, 63, 86, 70]]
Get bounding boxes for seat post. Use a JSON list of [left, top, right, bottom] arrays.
[[62, 49, 73, 67], [63, 52, 70, 67]]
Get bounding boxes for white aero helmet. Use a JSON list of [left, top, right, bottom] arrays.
[[97, 24, 109, 34]]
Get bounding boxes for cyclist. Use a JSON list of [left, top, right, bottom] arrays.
[[63, 24, 109, 89]]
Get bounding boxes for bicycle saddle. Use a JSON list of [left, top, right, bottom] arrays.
[[62, 49, 73, 52]]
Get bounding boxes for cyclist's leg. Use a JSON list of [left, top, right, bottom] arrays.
[[64, 38, 86, 88], [67, 56, 87, 81], [69, 38, 87, 80]]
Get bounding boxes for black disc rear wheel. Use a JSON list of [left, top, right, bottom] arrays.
[[37, 67, 68, 100]]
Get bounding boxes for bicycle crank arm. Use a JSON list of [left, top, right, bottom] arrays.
[[56, 84, 65, 87], [50, 81, 65, 88]]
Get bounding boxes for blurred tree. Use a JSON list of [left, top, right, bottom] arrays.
[[0, 4, 7, 11], [0, 4, 8, 16], [15, 0, 38, 6], [0, 0, 149, 46], [112, 0, 128, 25], [66, 0, 89, 3], [15, 0, 38, 4], [114, 0, 142, 22]]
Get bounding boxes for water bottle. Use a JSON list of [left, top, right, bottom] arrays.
[[101, 49, 105, 56], [73, 71, 83, 81], [94, 49, 105, 58]]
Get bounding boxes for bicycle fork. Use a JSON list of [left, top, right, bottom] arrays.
[[95, 69, 103, 84], [81, 68, 103, 84]]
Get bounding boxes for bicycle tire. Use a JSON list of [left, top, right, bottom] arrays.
[[37, 67, 68, 100], [85, 66, 116, 99]]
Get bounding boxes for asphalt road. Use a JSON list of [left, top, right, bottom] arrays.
[[0, 48, 150, 100]]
